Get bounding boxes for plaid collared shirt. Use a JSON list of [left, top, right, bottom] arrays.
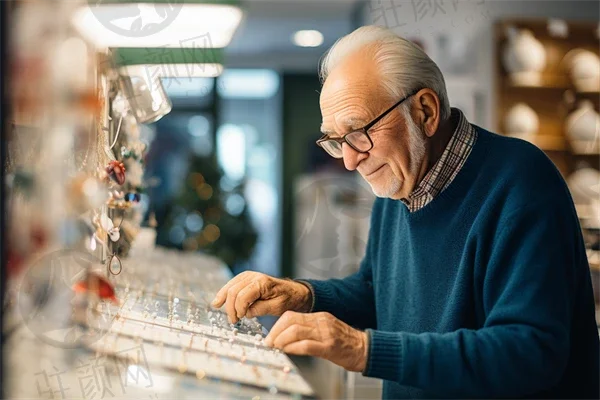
[[401, 108, 478, 212]]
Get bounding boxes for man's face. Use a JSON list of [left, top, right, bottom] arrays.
[[319, 49, 426, 200]]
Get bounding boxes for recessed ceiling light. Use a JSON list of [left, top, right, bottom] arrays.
[[292, 30, 324, 48]]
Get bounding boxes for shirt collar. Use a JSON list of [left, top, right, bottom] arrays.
[[400, 108, 477, 212]]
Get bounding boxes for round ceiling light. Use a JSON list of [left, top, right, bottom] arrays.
[[292, 30, 324, 48]]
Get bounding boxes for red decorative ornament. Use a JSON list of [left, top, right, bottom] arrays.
[[72, 272, 118, 304], [105, 160, 126, 185], [7, 225, 47, 278]]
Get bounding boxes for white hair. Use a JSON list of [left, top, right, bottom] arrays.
[[319, 25, 451, 122]]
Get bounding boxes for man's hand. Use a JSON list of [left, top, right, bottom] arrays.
[[211, 271, 312, 324], [264, 311, 369, 373]]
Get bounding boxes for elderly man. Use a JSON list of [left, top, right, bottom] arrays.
[[212, 26, 599, 398]]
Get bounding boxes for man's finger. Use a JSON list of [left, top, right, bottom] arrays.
[[282, 340, 326, 358], [224, 281, 251, 323], [246, 299, 281, 318], [265, 311, 311, 345], [211, 272, 252, 308], [234, 280, 261, 319], [211, 277, 242, 308], [272, 324, 318, 349]]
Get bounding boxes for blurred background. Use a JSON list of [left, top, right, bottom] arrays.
[[3, 1, 599, 399]]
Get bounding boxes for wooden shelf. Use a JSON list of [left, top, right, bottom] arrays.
[[572, 150, 600, 155], [574, 91, 600, 104], [504, 77, 571, 91], [495, 18, 599, 178]]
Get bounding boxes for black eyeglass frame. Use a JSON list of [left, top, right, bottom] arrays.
[[316, 89, 420, 159]]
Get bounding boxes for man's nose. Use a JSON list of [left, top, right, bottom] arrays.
[[342, 143, 368, 171]]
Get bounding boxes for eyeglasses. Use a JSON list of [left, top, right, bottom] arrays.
[[316, 90, 419, 159]]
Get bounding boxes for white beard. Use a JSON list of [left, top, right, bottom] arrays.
[[406, 113, 427, 174], [368, 171, 401, 198]]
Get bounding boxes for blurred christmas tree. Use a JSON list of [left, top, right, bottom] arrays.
[[158, 154, 257, 270]]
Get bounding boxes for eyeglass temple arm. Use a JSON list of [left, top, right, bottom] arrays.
[[363, 90, 419, 131]]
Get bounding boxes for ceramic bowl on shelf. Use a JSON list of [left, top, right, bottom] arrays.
[[565, 100, 600, 154], [502, 27, 547, 86], [563, 49, 600, 93], [504, 102, 539, 137], [567, 167, 600, 227]]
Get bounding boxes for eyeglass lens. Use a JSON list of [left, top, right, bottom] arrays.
[[321, 131, 372, 158]]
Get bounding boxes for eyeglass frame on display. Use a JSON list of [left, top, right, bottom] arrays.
[[315, 89, 421, 159]]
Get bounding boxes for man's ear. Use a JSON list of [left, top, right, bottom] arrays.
[[412, 89, 440, 137]]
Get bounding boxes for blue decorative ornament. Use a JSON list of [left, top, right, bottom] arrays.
[[124, 193, 141, 203]]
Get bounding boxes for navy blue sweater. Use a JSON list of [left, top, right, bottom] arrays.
[[304, 127, 599, 399]]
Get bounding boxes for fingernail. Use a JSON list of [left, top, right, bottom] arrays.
[[211, 298, 218, 306]]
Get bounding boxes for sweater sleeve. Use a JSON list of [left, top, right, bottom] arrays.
[[298, 257, 377, 330], [363, 201, 581, 397]]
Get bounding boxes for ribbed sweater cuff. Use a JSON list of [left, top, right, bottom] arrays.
[[294, 279, 341, 315], [362, 329, 404, 382], [293, 279, 316, 313]]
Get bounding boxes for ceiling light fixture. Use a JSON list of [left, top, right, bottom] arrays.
[[72, 1, 243, 49], [292, 30, 324, 48]]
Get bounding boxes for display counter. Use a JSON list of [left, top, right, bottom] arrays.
[[6, 248, 315, 400]]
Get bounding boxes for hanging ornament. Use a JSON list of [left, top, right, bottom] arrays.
[[72, 272, 118, 303], [107, 254, 123, 276], [93, 213, 121, 242], [102, 214, 121, 242], [105, 160, 126, 185], [106, 190, 133, 210], [124, 192, 141, 203], [120, 146, 135, 160]]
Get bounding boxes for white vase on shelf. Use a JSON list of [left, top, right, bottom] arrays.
[[504, 103, 539, 138], [502, 27, 547, 86], [567, 167, 600, 227], [565, 100, 600, 154], [563, 49, 600, 93]]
